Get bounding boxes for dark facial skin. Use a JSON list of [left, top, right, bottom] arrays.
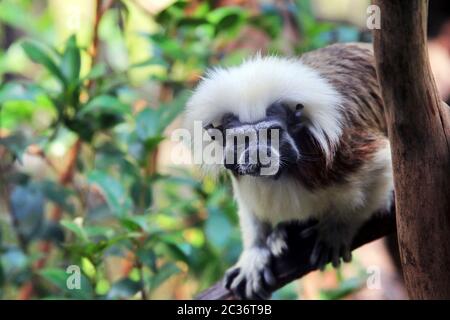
[[210, 102, 305, 178]]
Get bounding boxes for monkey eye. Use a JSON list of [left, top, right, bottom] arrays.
[[288, 104, 306, 133], [222, 113, 239, 127]]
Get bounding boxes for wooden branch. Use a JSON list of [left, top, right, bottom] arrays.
[[372, 0, 450, 299], [196, 204, 396, 300]]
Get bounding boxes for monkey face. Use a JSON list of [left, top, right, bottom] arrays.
[[206, 102, 303, 178]]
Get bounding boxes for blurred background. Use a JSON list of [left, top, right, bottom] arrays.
[[0, 0, 449, 300]]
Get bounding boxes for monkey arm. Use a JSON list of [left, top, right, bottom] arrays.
[[196, 203, 396, 300], [223, 204, 276, 300]]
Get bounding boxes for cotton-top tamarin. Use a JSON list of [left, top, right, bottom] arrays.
[[184, 43, 393, 299]]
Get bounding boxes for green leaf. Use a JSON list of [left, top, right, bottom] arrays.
[[40, 267, 94, 299], [272, 282, 299, 300], [158, 242, 190, 264], [60, 220, 88, 242], [161, 175, 202, 190], [0, 133, 30, 162], [40, 268, 67, 290], [0, 82, 43, 104], [21, 41, 66, 85], [149, 262, 180, 290], [88, 170, 131, 217], [136, 108, 160, 141], [137, 248, 157, 272], [146, 136, 166, 152], [207, 6, 244, 24], [83, 63, 107, 80], [120, 216, 149, 232], [10, 184, 45, 243], [249, 11, 282, 39], [36, 180, 75, 214], [107, 278, 141, 299], [135, 90, 190, 143], [319, 277, 364, 300], [130, 178, 153, 210], [61, 35, 81, 84], [83, 225, 115, 238], [1, 248, 28, 278], [79, 241, 110, 256], [148, 33, 184, 61], [205, 206, 233, 250], [158, 90, 190, 131], [79, 95, 130, 117], [39, 221, 65, 245], [0, 260, 4, 288], [130, 56, 168, 69], [207, 6, 246, 34], [81, 257, 96, 279]]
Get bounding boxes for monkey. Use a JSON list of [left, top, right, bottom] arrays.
[[184, 43, 393, 300]]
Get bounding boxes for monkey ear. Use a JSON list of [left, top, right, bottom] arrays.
[[290, 104, 306, 133], [294, 104, 304, 121]]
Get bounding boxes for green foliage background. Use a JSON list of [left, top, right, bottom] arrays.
[[0, 0, 367, 299]]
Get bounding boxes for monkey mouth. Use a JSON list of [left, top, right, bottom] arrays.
[[232, 162, 282, 179]]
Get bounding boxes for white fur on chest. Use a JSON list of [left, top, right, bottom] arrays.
[[231, 144, 394, 226]]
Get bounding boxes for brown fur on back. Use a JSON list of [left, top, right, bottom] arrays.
[[292, 43, 387, 189]]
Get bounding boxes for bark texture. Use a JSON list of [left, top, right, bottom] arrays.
[[372, 0, 450, 299]]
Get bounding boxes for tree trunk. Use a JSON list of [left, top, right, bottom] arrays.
[[372, 0, 450, 299]]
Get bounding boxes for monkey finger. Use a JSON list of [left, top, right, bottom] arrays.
[[331, 247, 341, 268], [318, 248, 330, 271], [246, 277, 255, 300], [249, 286, 267, 300], [255, 283, 270, 300], [224, 267, 240, 290], [300, 226, 318, 239], [263, 267, 276, 288], [250, 274, 269, 300], [341, 246, 352, 263], [310, 241, 324, 266], [267, 232, 288, 257], [252, 293, 267, 300], [231, 276, 247, 300], [252, 288, 270, 301]]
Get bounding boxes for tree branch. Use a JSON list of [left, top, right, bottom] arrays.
[[196, 204, 396, 300]]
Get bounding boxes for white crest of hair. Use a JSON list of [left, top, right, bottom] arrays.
[[184, 54, 344, 173]]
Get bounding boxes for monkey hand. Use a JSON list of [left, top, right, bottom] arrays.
[[302, 219, 354, 270], [266, 224, 290, 257], [267, 219, 354, 270], [224, 247, 276, 300]]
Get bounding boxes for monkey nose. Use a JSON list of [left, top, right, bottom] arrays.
[[236, 147, 259, 176], [239, 163, 261, 176]]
